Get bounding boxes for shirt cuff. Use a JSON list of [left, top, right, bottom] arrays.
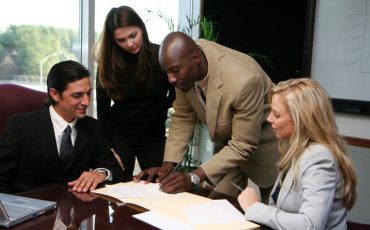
[[93, 168, 112, 181]]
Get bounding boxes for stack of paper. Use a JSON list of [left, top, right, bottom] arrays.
[[106, 182, 166, 198], [92, 181, 259, 230]]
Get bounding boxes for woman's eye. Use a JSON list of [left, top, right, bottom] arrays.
[[129, 32, 137, 38]]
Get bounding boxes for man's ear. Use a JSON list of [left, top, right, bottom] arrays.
[[192, 50, 201, 64], [49, 88, 60, 103]]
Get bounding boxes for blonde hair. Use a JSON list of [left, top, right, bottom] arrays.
[[270, 78, 356, 209]]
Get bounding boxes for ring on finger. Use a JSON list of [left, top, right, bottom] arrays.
[[88, 178, 94, 182]]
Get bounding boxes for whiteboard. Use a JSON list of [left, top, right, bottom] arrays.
[[311, 0, 370, 102]]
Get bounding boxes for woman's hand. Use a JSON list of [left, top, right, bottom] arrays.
[[237, 187, 260, 211]]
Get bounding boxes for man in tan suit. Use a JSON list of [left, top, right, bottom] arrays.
[[134, 32, 279, 202]]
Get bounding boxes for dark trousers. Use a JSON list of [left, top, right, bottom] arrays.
[[113, 137, 166, 177]]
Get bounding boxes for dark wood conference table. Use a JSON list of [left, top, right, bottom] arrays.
[[3, 180, 269, 229]]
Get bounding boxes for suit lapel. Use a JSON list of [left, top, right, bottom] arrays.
[[268, 173, 283, 206], [276, 169, 294, 208], [194, 41, 224, 140], [205, 61, 223, 140], [187, 88, 206, 124], [34, 108, 64, 173], [206, 82, 222, 140], [64, 120, 89, 172]]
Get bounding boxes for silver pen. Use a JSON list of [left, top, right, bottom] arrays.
[[159, 163, 181, 190], [169, 163, 181, 174], [230, 182, 244, 192]]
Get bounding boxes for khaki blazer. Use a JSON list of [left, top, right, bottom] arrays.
[[164, 39, 280, 195]]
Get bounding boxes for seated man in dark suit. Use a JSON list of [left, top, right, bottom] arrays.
[[0, 60, 123, 194]]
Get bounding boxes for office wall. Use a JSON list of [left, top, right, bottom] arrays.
[[347, 145, 370, 224], [336, 114, 370, 224], [336, 113, 370, 140]]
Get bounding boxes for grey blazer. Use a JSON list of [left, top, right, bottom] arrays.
[[244, 144, 347, 230]]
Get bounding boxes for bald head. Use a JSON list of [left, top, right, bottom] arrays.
[[159, 32, 196, 61], [158, 32, 198, 73], [158, 32, 207, 93]]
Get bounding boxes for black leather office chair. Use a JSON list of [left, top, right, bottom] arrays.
[[0, 84, 48, 136]]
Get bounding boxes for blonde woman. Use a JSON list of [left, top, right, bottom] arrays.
[[238, 78, 356, 229]]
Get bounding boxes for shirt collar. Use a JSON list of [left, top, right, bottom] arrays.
[[49, 106, 77, 132], [195, 74, 209, 93]]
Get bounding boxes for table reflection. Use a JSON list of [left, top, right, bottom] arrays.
[[11, 186, 156, 229]]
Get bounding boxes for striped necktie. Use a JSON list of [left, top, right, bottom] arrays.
[[194, 85, 206, 110]]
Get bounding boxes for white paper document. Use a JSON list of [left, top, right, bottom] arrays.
[[106, 182, 167, 198], [133, 211, 193, 230], [92, 183, 259, 229], [181, 199, 245, 225]]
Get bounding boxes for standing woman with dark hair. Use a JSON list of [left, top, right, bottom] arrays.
[[94, 6, 175, 177]]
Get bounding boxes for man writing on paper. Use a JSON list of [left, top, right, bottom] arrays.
[[135, 32, 279, 202], [0, 60, 123, 194]]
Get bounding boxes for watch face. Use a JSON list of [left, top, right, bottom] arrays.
[[189, 173, 200, 185]]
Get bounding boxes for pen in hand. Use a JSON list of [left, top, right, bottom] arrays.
[[169, 163, 181, 175], [230, 182, 244, 192], [159, 163, 181, 190]]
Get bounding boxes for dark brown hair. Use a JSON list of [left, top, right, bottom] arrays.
[[47, 60, 90, 105], [95, 6, 153, 100]]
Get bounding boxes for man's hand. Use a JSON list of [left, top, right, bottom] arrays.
[[158, 172, 193, 193], [68, 171, 106, 192], [237, 187, 260, 211], [133, 162, 174, 184], [158, 167, 207, 193]]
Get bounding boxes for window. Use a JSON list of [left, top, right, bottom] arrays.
[[0, 0, 186, 116], [0, 0, 80, 92], [0, 0, 205, 165]]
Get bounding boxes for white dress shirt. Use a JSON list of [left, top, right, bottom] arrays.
[[49, 106, 77, 155], [49, 106, 112, 181]]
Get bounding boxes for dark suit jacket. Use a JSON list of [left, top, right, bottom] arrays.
[[0, 107, 123, 193]]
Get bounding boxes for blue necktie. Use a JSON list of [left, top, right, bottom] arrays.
[[60, 125, 73, 162]]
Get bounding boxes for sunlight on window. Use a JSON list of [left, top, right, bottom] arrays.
[[0, 0, 179, 92], [0, 0, 80, 92]]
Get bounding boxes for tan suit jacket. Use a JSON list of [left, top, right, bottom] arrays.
[[164, 39, 279, 196]]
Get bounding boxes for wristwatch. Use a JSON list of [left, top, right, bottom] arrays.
[[94, 169, 108, 179], [187, 173, 200, 186]]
